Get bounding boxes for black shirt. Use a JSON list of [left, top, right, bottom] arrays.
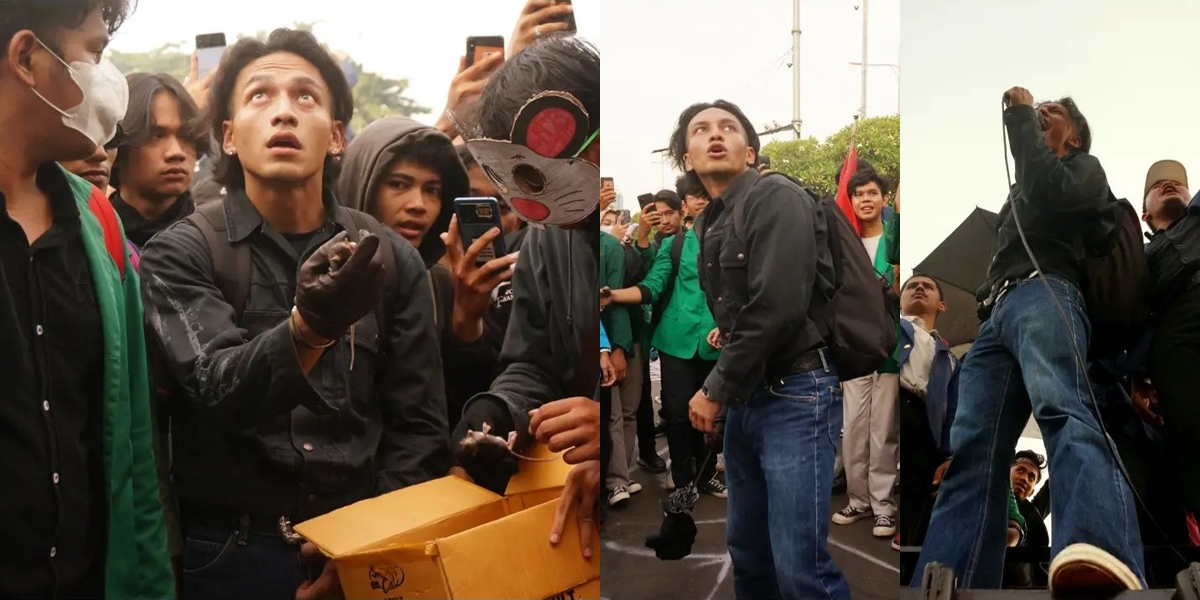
[[979, 105, 1110, 299], [139, 189, 451, 521], [0, 164, 107, 598], [694, 169, 833, 405], [110, 190, 196, 249]]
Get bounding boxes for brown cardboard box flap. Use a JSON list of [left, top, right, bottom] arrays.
[[294, 476, 502, 558]]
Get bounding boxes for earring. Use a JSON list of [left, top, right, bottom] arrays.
[[226, 148, 236, 156]]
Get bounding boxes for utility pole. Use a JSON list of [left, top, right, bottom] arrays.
[[859, 0, 869, 120], [791, 0, 801, 138]]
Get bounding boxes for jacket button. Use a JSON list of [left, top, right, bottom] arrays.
[[737, 253, 745, 261], [717, 296, 723, 303], [302, 442, 314, 452], [904, 344, 912, 349]]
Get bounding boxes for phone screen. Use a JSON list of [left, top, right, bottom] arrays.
[[196, 33, 227, 79], [454, 197, 508, 265], [466, 36, 505, 68]]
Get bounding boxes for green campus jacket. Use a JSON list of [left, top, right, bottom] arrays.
[[637, 229, 720, 362], [66, 170, 176, 599], [876, 211, 900, 374], [599, 231, 633, 353]]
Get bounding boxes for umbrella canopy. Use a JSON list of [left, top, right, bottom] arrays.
[[912, 207, 999, 346]]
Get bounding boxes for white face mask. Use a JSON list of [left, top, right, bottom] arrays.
[[600, 225, 613, 234], [30, 39, 128, 149]]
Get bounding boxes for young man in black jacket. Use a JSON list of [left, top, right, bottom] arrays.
[[911, 89, 1145, 594], [671, 99, 849, 600], [139, 29, 450, 599]]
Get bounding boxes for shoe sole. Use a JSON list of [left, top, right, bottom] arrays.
[[609, 491, 631, 507], [873, 526, 896, 538], [627, 483, 643, 494], [1049, 543, 1143, 596], [832, 511, 872, 525]]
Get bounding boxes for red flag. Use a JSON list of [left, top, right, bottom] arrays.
[[835, 145, 862, 236]]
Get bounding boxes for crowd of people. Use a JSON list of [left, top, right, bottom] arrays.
[[0, 0, 601, 598], [600, 98, 901, 600], [905, 87, 1200, 594]]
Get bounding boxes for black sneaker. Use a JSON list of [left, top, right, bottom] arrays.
[[638, 454, 667, 474], [608, 485, 631, 507], [832, 505, 872, 525], [699, 478, 728, 499], [872, 514, 896, 537]]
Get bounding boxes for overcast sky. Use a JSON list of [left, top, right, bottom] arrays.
[[600, 0, 899, 212], [107, 0, 600, 125], [901, 0, 1200, 280]]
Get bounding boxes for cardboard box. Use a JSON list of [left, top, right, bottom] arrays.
[[295, 447, 599, 599]]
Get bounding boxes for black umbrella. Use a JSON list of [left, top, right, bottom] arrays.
[[912, 207, 999, 347]]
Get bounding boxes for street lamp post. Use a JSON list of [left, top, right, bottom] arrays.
[[850, 62, 899, 114]]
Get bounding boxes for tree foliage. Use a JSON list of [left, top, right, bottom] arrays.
[[762, 115, 899, 198], [109, 22, 430, 131]]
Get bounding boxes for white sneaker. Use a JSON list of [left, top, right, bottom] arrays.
[[627, 481, 643, 494], [608, 485, 631, 507], [872, 514, 896, 538], [1049, 543, 1143, 595]]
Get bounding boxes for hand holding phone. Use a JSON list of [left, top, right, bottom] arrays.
[[511, 0, 577, 57], [440, 206, 518, 341]]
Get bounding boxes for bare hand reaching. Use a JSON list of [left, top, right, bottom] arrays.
[[184, 53, 218, 114], [435, 54, 504, 138], [510, 0, 575, 57]]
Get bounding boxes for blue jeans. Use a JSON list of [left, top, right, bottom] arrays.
[[725, 365, 851, 600], [909, 275, 1145, 588], [180, 523, 312, 599]]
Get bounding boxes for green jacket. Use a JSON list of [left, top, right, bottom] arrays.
[[599, 232, 633, 353], [874, 212, 900, 374], [637, 229, 719, 362], [66, 170, 176, 599]]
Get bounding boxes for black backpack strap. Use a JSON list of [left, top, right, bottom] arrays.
[[651, 233, 688, 330], [347, 211, 398, 339], [188, 200, 252, 319]]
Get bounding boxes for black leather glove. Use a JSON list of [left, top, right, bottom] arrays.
[[453, 398, 520, 495], [295, 230, 386, 340]]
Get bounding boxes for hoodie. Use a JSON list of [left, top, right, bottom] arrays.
[[334, 116, 468, 269], [335, 117, 499, 429]]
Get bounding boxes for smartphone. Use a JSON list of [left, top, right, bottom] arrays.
[[195, 33, 226, 80], [465, 36, 505, 69], [553, 0, 578, 34], [601, 176, 614, 190], [454, 197, 508, 265], [637, 193, 655, 208], [617, 209, 632, 225]]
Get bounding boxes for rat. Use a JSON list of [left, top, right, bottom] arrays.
[[456, 422, 521, 495]]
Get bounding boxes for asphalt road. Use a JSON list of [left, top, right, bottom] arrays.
[[600, 440, 901, 600]]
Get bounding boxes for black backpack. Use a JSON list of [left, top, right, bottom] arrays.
[[649, 232, 688, 331], [732, 173, 899, 381], [185, 200, 399, 343], [1077, 192, 1151, 360]]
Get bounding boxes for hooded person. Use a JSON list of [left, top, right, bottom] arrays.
[[451, 34, 603, 533], [334, 116, 511, 431]]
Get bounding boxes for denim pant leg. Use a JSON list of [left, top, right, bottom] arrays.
[[180, 525, 308, 599], [727, 368, 851, 600], [1002, 277, 1145, 583], [724, 401, 779, 600], [909, 313, 1031, 589]]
